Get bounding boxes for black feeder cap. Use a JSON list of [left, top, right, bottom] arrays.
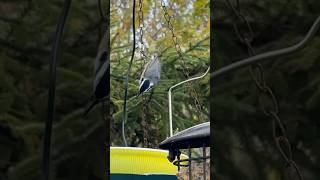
[[159, 122, 210, 150]]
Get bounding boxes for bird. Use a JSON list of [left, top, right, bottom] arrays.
[[83, 32, 109, 116], [137, 54, 161, 97]]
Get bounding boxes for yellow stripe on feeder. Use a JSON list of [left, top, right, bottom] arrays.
[[110, 147, 187, 179]]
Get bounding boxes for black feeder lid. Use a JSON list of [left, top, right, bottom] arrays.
[[159, 122, 210, 150]]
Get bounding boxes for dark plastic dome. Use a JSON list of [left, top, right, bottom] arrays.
[[159, 122, 210, 150]]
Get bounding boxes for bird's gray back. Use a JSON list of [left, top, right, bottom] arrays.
[[143, 56, 161, 83]]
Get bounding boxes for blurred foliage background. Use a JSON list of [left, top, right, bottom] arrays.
[[0, 0, 108, 179], [213, 0, 320, 179], [109, 0, 209, 147], [0, 0, 209, 179]]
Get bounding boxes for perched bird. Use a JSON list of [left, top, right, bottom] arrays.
[[137, 54, 161, 96], [83, 32, 109, 116]]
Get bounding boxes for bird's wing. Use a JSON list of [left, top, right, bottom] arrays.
[[84, 32, 109, 116], [94, 32, 109, 75], [93, 32, 109, 91], [139, 61, 149, 83], [144, 56, 161, 80]]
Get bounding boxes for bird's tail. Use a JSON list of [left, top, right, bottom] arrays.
[[135, 90, 145, 98], [83, 100, 99, 117]]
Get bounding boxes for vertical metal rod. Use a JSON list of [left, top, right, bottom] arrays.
[[203, 144, 206, 180], [188, 146, 192, 180], [102, 100, 110, 178], [168, 90, 173, 136], [177, 154, 180, 171], [121, 0, 136, 147], [105, 0, 111, 177], [168, 67, 210, 137], [43, 1, 71, 180]]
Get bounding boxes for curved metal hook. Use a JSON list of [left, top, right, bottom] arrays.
[[211, 16, 320, 78], [168, 66, 210, 136], [44, 0, 72, 180]]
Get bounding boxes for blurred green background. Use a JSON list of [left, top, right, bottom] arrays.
[[213, 0, 320, 179], [0, 0, 209, 179], [2, 0, 319, 179], [109, 0, 209, 147], [0, 0, 108, 179]]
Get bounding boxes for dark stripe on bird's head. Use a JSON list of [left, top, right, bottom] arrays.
[[100, 51, 107, 62], [95, 68, 109, 99], [139, 79, 150, 94]]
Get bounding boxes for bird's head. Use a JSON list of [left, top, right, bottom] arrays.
[[138, 78, 153, 96]]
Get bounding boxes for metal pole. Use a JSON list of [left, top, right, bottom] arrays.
[[177, 153, 181, 171], [168, 66, 210, 136], [43, 1, 71, 180], [203, 144, 206, 180], [188, 146, 192, 180], [211, 16, 320, 79], [121, 0, 136, 147], [168, 91, 173, 136]]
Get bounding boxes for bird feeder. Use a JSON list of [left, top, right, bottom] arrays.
[[110, 147, 187, 179], [160, 122, 210, 179]]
